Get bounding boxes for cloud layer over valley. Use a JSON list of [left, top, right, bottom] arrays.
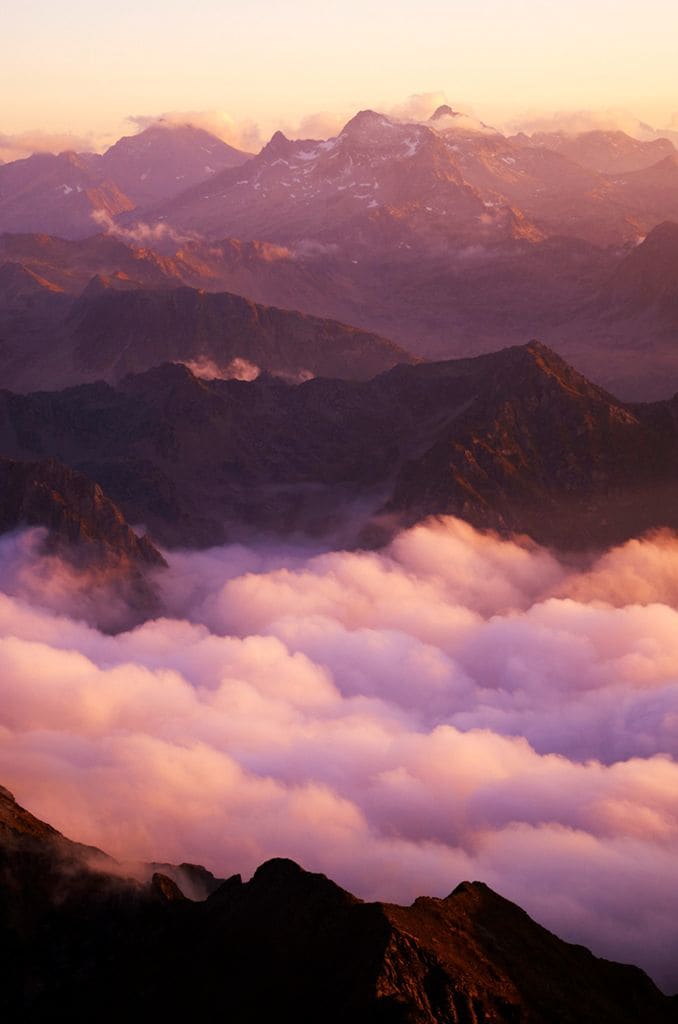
[[1, 517, 677, 990]]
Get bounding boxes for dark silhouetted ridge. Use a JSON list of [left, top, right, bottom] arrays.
[[0, 785, 674, 1022]]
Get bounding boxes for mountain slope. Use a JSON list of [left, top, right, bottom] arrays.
[[0, 455, 163, 567], [0, 275, 415, 391], [0, 785, 674, 1022], [517, 129, 676, 175], [0, 152, 135, 238], [100, 122, 250, 206], [0, 456, 165, 629], [63, 284, 415, 384], [142, 111, 540, 250], [138, 109, 678, 249], [1, 343, 678, 549], [550, 221, 678, 399]]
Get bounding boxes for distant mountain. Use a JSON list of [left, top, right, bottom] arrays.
[[515, 129, 676, 175], [99, 122, 251, 206], [138, 110, 678, 249], [0, 151, 134, 237], [0, 229, 617, 377], [0, 274, 415, 392], [0, 785, 674, 1022], [0, 124, 250, 239], [0, 231, 184, 291], [416, 123, 626, 246], [2, 343, 678, 549], [143, 110, 540, 250], [2, 112, 678, 248], [549, 221, 678, 399], [611, 154, 678, 223], [7, 225, 678, 400]]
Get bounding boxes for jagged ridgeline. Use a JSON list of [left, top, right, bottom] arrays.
[[2, 343, 678, 553], [0, 786, 675, 1022]]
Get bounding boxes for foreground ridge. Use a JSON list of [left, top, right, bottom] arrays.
[[0, 785, 674, 1022]]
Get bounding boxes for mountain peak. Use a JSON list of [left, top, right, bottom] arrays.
[[261, 129, 293, 159], [249, 858, 359, 908], [340, 109, 394, 137], [430, 104, 461, 120]]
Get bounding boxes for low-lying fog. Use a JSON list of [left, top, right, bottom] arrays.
[[1, 516, 677, 989]]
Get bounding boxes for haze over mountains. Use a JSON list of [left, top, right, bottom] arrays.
[[1, 108, 678, 397]]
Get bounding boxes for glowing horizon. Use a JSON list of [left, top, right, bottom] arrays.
[[2, 0, 677, 155]]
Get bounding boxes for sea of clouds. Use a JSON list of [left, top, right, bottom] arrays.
[[1, 516, 677, 990]]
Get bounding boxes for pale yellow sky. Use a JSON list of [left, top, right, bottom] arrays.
[[2, 0, 677, 148]]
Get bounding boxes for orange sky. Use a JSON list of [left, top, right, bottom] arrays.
[[2, 0, 677, 149]]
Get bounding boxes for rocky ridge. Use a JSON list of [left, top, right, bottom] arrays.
[[0, 785, 674, 1022]]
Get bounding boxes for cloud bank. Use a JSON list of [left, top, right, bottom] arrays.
[[0, 129, 104, 163], [508, 107, 661, 139], [1, 517, 677, 990]]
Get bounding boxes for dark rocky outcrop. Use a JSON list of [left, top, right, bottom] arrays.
[[0, 785, 675, 1022], [0, 455, 163, 565], [0, 456, 165, 629]]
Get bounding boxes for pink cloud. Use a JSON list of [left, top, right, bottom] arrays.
[[1, 517, 678, 990]]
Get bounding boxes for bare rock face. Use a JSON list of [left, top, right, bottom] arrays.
[[0, 456, 163, 564], [0, 786, 675, 1021], [0, 456, 165, 629]]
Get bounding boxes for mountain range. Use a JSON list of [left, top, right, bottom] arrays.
[[1, 108, 678, 400], [3, 105, 678, 1017], [0, 123, 250, 237], [2, 221, 678, 399], [0, 250, 413, 391], [2, 342, 678, 557], [131, 109, 678, 250], [0, 784, 674, 1022]]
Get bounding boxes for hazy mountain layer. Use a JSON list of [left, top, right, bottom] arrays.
[[0, 123, 251, 238], [0, 268, 413, 391], [4, 221, 678, 399]]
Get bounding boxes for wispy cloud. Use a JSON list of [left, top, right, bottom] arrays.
[[0, 129, 104, 163]]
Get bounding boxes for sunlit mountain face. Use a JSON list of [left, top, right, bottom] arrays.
[[3, 2, 678, 1010]]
